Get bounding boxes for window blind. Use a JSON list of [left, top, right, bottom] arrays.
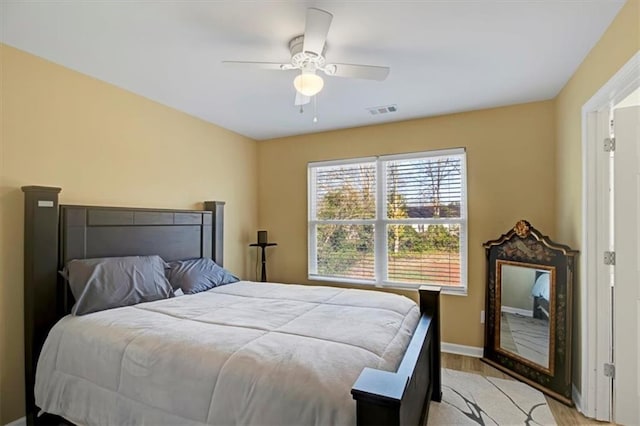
[[309, 149, 467, 290], [310, 162, 376, 281]]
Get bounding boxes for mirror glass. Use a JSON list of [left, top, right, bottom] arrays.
[[498, 262, 554, 370]]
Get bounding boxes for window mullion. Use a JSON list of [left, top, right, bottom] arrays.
[[310, 219, 376, 225], [375, 159, 386, 285], [384, 218, 466, 225]]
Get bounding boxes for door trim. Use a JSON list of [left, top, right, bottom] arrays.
[[581, 50, 639, 419]]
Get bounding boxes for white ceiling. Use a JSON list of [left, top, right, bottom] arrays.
[[0, 1, 626, 140]]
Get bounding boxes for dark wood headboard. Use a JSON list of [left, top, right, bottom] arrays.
[[21, 186, 225, 425]]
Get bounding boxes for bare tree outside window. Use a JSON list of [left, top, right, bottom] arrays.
[[419, 158, 461, 218]]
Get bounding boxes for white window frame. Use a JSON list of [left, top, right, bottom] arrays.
[[308, 148, 468, 294]]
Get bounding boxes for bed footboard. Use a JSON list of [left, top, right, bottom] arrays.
[[351, 286, 441, 426]]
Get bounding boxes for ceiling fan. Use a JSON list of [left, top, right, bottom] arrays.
[[222, 8, 390, 107]]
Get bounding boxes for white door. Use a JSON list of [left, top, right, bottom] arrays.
[[593, 108, 613, 421], [613, 106, 640, 425]]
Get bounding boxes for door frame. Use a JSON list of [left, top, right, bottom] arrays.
[[581, 50, 639, 419]]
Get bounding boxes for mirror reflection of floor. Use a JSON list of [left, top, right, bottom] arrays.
[[500, 312, 549, 367]]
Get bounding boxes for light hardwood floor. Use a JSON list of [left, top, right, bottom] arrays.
[[441, 353, 612, 425]]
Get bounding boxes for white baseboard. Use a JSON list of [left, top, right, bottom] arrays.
[[442, 342, 483, 358], [572, 384, 583, 414], [5, 417, 26, 426]]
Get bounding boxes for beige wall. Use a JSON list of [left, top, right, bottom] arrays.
[[0, 44, 258, 424], [258, 100, 557, 349], [555, 0, 639, 392]]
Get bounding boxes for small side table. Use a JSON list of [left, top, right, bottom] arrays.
[[249, 242, 277, 282]]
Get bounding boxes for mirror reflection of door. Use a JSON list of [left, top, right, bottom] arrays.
[[497, 261, 554, 372]]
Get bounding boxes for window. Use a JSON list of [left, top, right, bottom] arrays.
[[308, 148, 467, 292]]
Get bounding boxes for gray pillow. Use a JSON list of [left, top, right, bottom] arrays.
[[64, 255, 174, 315], [166, 258, 239, 294]]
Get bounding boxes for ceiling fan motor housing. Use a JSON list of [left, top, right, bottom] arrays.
[[289, 35, 327, 71]]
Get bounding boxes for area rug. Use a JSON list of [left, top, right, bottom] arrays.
[[427, 368, 556, 425]]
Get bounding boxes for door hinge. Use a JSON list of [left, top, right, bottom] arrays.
[[604, 251, 616, 265], [604, 363, 615, 378], [604, 137, 616, 152]]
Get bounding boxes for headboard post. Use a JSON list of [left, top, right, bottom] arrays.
[[21, 185, 61, 425], [204, 201, 225, 267]]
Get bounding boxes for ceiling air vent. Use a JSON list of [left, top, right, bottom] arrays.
[[367, 105, 398, 115]]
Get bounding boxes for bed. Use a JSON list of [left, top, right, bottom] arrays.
[[22, 186, 442, 426], [531, 272, 550, 320]]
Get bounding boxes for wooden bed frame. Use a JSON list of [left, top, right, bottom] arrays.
[[22, 186, 441, 426]]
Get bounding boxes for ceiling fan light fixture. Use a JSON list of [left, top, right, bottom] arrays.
[[293, 72, 324, 97]]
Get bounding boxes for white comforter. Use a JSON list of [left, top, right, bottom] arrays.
[[35, 281, 420, 426]]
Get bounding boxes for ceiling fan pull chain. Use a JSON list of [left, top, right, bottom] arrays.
[[313, 96, 318, 123]]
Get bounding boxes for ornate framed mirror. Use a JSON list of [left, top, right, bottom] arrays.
[[482, 220, 578, 405]]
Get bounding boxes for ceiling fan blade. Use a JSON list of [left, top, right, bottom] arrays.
[[302, 8, 333, 56], [222, 61, 292, 70], [295, 91, 311, 106], [325, 63, 390, 81]]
